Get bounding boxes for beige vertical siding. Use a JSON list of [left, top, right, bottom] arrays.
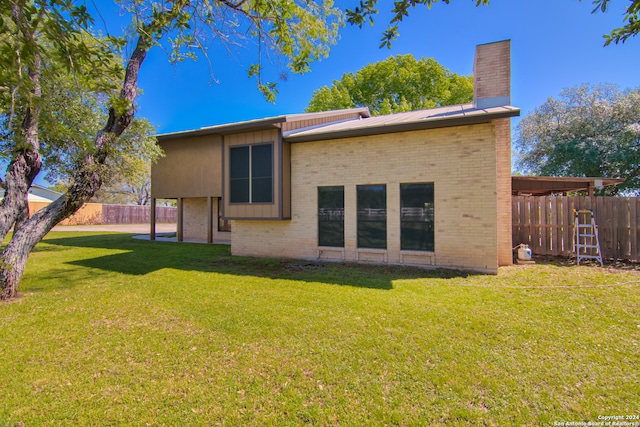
[[152, 134, 223, 198], [281, 141, 292, 219]]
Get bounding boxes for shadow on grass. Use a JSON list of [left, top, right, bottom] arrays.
[[42, 233, 473, 291]]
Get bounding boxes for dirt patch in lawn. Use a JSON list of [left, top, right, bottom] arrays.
[[533, 254, 640, 274]]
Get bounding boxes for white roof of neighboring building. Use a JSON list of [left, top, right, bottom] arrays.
[[0, 184, 62, 203], [26, 193, 55, 202]]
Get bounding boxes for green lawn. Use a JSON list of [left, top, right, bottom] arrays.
[[1, 232, 639, 426]]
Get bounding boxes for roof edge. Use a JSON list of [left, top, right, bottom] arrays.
[[285, 107, 371, 121], [155, 107, 372, 142], [156, 116, 287, 141], [285, 107, 520, 143]]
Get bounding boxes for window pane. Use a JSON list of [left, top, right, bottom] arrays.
[[251, 177, 273, 203], [230, 146, 250, 179], [230, 146, 250, 203], [230, 178, 250, 203], [357, 185, 386, 249], [251, 144, 273, 203], [401, 183, 434, 251], [230, 144, 273, 204], [251, 144, 272, 178], [318, 186, 344, 247], [401, 223, 434, 251]]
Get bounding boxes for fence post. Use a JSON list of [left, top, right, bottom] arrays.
[[150, 199, 156, 241]]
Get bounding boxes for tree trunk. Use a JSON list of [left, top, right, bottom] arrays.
[[1, 182, 102, 298], [0, 150, 42, 241], [0, 0, 192, 299], [0, 37, 148, 300], [0, 201, 56, 299], [0, 36, 42, 242]]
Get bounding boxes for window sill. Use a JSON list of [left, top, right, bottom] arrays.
[[318, 247, 345, 261], [400, 250, 435, 266], [229, 202, 275, 206], [400, 249, 435, 255], [356, 248, 387, 263], [356, 248, 387, 253]]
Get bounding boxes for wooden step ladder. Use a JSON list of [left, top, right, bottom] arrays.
[[574, 209, 603, 265]]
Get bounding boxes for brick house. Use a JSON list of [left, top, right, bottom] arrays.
[[151, 40, 519, 273]]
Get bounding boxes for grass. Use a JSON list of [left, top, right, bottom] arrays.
[[1, 232, 639, 426]]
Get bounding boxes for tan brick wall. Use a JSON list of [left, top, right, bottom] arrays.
[[232, 123, 503, 272], [495, 118, 513, 266], [183, 198, 207, 241], [183, 197, 231, 243]]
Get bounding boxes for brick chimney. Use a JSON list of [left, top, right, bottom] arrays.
[[473, 40, 511, 109]]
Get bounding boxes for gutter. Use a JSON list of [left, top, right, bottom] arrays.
[[156, 117, 286, 142], [284, 108, 520, 144]]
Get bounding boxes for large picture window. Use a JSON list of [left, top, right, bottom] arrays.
[[357, 185, 387, 249], [400, 183, 434, 251], [229, 143, 273, 204], [318, 186, 344, 247]]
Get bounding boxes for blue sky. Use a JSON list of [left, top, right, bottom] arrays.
[[22, 0, 636, 188], [97, 0, 639, 135]]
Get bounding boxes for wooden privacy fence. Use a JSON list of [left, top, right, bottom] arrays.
[[512, 196, 640, 261], [102, 204, 176, 224], [43, 203, 177, 225]]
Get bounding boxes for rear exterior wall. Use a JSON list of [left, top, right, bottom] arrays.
[[231, 122, 503, 272], [183, 197, 231, 243], [151, 135, 223, 199]]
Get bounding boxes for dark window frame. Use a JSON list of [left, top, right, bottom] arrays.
[[229, 142, 274, 205], [318, 186, 344, 248], [357, 184, 387, 249], [218, 198, 231, 232], [400, 183, 435, 252]]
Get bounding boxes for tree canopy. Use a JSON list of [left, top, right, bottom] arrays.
[[0, 34, 161, 190], [515, 84, 640, 195], [346, 0, 640, 47], [306, 54, 473, 115], [0, 0, 343, 299], [591, 0, 640, 45]]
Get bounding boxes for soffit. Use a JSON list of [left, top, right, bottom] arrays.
[[283, 104, 520, 143], [512, 176, 626, 196], [155, 107, 371, 142]]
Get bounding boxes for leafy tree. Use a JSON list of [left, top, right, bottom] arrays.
[[515, 84, 640, 195], [306, 54, 473, 115], [0, 0, 341, 299], [0, 37, 161, 204], [592, 0, 640, 45], [345, 0, 639, 47], [92, 161, 153, 206]]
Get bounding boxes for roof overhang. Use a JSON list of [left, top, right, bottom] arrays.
[[284, 107, 520, 143], [156, 117, 287, 142], [154, 107, 371, 142], [512, 176, 626, 196]]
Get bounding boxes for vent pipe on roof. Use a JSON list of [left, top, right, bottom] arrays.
[[473, 40, 511, 109]]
